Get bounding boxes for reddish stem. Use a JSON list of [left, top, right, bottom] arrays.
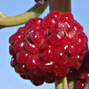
[[49, 0, 72, 89], [49, 0, 71, 13]]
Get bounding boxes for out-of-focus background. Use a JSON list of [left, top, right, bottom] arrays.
[[0, 0, 89, 89]]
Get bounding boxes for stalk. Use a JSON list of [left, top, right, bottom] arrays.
[[55, 77, 68, 89], [49, 0, 71, 13], [0, 2, 48, 28], [55, 73, 76, 89]]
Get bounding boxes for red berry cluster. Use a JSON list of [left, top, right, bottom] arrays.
[[76, 50, 89, 89], [9, 11, 88, 86]]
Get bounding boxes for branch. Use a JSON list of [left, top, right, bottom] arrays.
[[0, 2, 48, 28], [49, 0, 71, 13]]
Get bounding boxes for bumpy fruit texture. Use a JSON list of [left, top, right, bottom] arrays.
[[76, 50, 89, 89], [9, 11, 88, 86]]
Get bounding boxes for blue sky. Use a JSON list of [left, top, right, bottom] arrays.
[[0, 0, 89, 89]]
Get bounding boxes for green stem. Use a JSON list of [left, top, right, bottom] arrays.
[[55, 77, 68, 89], [0, 2, 48, 28]]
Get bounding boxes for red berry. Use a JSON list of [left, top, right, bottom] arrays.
[[26, 55, 39, 70], [53, 65, 69, 77], [76, 81, 85, 89], [54, 52, 68, 66], [9, 11, 88, 86], [9, 45, 15, 56], [10, 57, 16, 67], [48, 31, 65, 46], [45, 70, 55, 83], [31, 77, 44, 86], [17, 27, 25, 35], [24, 39, 39, 54], [13, 39, 24, 53], [60, 12, 74, 23], [15, 64, 27, 74], [41, 48, 55, 62], [16, 51, 29, 65], [47, 11, 61, 19], [75, 51, 89, 89], [38, 61, 53, 72], [20, 74, 28, 79], [9, 33, 24, 45]]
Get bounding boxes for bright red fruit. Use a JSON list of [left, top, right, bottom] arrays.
[[76, 51, 89, 89], [9, 11, 88, 86]]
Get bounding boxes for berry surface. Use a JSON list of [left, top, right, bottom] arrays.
[[9, 11, 88, 86], [76, 50, 89, 89]]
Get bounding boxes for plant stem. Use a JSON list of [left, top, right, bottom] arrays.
[[67, 73, 76, 89], [0, 2, 48, 28], [49, 0, 71, 13], [55, 77, 68, 89], [55, 73, 77, 89]]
